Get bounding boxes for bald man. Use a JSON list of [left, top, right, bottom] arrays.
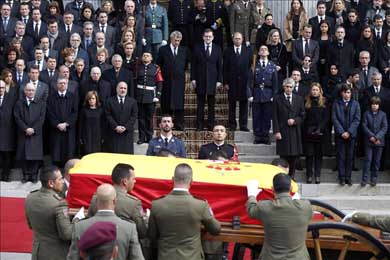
[[67, 184, 145, 260]]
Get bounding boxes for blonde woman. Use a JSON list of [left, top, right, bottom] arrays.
[[303, 82, 330, 184]]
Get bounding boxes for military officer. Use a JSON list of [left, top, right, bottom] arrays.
[[25, 165, 74, 260], [148, 163, 221, 260], [136, 52, 164, 144], [246, 173, 312, 260], [205, 0, 228, 48], [249, 45, 278, 145], [144, 0, 169, 60], [146, 115, 186, 157], [229, 0, 252, 44], [168, 0, 194, 46], [350, 212, 390, 232], [198, 125, 236, 160], [88, 163, 147, 239]]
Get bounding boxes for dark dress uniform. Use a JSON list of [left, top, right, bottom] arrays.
[[25, 187, 73, 260], [223, 45, 252, 130], [105, 96, 138, 154], [14, 98, 46, 181], [205, 0, 228, 48], [146, 136, 186, 157], [46, 92, 78, 167], [148, 190, 221, 260], [168, 0, 194, 47], [198, 142, 234, 159], [157, 44, 188, 130], [136, 62, 163, 142], [0, 88, 16, 181], [252, 59, 278, 144]]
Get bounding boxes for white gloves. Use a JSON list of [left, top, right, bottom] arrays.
[[161, 40, 167, 46], [211, 22, 218, 30], [74, 206, 85, 221], [247, 180, 262, 197], [342, 211, 357, 223], [246, 41, 251, 47], [248, 97, 254, 102], [216, 82, 222, 87], [292, 192, 301, 200], [257, 24, 262, 29], [142, 38, 147, 46], [191, 80, 196, 87], [153, 97, 159, 102]]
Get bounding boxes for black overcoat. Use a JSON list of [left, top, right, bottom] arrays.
[[0, 89, 16, 151]]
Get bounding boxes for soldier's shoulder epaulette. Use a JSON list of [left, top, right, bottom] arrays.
[[53, 193, 66, 201], [29, 189, 39, 193], [126, 194, 140, 201]]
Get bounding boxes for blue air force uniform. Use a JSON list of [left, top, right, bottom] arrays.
[[146, 135, 186, 157], [252, 59, 278, 143]]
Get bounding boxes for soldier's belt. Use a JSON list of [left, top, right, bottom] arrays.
[[145, 26, 162, 29], [254, 84, 271, 89], [137, 84, 155, 91]]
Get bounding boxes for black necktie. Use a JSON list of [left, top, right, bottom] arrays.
[[262, 61, 265, 68], [86, 39, 90, 48], [49, 70, 53, 77], [375, 86, 379, 94], [18, 74, 22, 84], [3, 17, 8, 30], [377, 31, 381, 39], [304, 40, 309, 55], [235, 47, 240, 56], [164, 138, 169, 146], [101, 25, 104, 33], [23, 17, 27, 24], [67, 25, 71, 34], [338, 42, 343, 48], [287, 95, 291, 104], [206, 44, 210, 56], [34, 23, 39, 35], [363, 69, 368, 86], [174, 47, 177, 56], [37, 60, 41, 68]]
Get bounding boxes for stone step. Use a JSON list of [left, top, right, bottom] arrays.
[[302, 195, 390, 211], [236, 143, 276, 155], [300, 183, 390, 197], [293, 169, 390, 183]]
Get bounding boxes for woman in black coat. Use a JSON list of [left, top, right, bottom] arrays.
[[315, 20, 335, 83], [266, 28, 288, 83], [303, 82, 330, 184], [355, 25, 378, 67], [79, 91, 104, 155]]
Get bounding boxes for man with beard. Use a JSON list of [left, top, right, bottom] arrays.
[[146, 115, 186, 157]]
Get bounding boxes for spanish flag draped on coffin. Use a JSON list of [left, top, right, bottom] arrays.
[[67, 153, 298, 224]]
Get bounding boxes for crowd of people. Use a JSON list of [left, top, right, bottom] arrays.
[[0, 0, 390, 188]]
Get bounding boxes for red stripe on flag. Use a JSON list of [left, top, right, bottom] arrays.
[[0, 197, 32, 253]]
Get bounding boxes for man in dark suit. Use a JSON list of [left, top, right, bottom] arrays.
[[0, 79, 16, 182], [70, 33, 89, 69], [25, 8, 47, 45], [148, 163, 221, 260], [361, 72, 390, 112], [1, 3, 18, 41], [10, 21, 35, 59], [14, 82, 46, 182], [39, 36, 59, 61], [272, 78, 305, 179], [79, 66, 111, 106], [223, 32, 252, 131], [18, 2, 31, 25], [157, 31, 188, 130], [29, 0, 49, 18], [87, 32, 114, 66], [39, 56, 58, 85], [373, 14, 386, 44], [356, 51, 380, 91], [80, 21, 94, 50], [50, 65, 79, 101], [249, 45, 278, 145], [27, 47, 47, 72], [103, 54, 134, 97], [246, 173, 312, 260], [60, 11, 83, 43], [191, 29, 222, 131], [298, 56, 319, 88], [291, 24, 319, 69], [67, 183, 144, 260], [94, 11, 116, 49], [0, 0, 20, 17], [47, 20, 67, 52], [327, 26, 355, 79], [332, 84, 361, 185], [308, 1, 335, 39], [46, 77, 78, 168], [105, 82, 138, 154], [20, 65, 49, 103], [291, 69, 309, 97], [13, 58, 29, 88]]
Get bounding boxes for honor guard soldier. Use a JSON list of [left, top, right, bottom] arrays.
[[249, 45, 278, 145], [205, 0, 228, 48], [229, 0, 252, 45], [198, 125, 237, 160], [136, 51, 163, 144], [168, 0, 194, 46], [147, 114, 186, 157]]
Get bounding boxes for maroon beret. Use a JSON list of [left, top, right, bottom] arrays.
[[78, 221, 117, 252]]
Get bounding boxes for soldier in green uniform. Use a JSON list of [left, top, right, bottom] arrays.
[[68, 184, 145, 260], [350, 212, 390, 232], [148, 163, 221, 260], [25, 165, 74, 260], [88, 163, 147, 238], [246, 173, 313, 260]]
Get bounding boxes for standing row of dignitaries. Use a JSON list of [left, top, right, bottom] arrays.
[[25, 162, 222, 260]]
